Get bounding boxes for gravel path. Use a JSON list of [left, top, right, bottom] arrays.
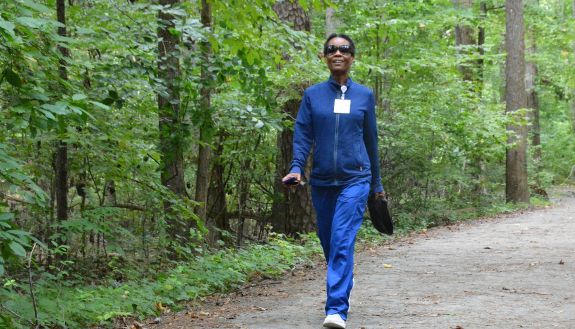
[[152, 191, 575, 329]]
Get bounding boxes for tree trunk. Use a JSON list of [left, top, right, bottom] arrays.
[[526, 30, 544, 195], [236, 156, 252, 247], [505, 0, 529, 203], [55, 0, 69, 226], [272, 100, 315, 235], [478, 1, 487, 88], [374, 23, 382, 109], [454, 0, 486, 198], [194, 0, 214, 226], [157, 0, 187, 243], [382, 35, 392, 113], [271, 0, 314, 236], [453, 0, 476, 82], [207, 132, 229, 243], [325, 7, 338, 37], [525, 31, 540, 163]]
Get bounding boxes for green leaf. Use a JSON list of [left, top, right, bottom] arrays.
[[30, 92, 50, 101], [90, 101, 111, 110], [0, 213, 15, 221], [68, 105, 84, 115], [72, 93, 87, 101], [20, 0, 52, 12], [0, 158, 19, 170], [38, 109, 56, 120], [8, 242, 26, 257], [3, 69, 22, 88], [0, 262, 4, 276], [41, 102, 69, 115], [0, 19, 16, 39], [17, 16, 63, 29], [15, 16, 48, 28], [76, 27, 96, 35]]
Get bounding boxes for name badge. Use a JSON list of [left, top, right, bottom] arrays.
[[334, 99, 351, 114]]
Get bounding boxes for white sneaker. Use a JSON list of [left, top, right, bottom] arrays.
[[323, 314, 346, 329]]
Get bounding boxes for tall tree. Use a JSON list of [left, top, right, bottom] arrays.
[[207, 133, 229, 240], [157, 0, 187, 242], [271, 0, 314, 235], [325, 7, 339, 37], [55, 0, 69, 229], [453, 0, 476, 82], [195, 0, 214, 227], [525, 30, 540, 163], [453, 0, 487, 197], [478, 1, 487, 86], [505, 0, 529, 203]]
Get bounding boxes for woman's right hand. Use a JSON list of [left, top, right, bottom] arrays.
[[281, 173, 301, 187]]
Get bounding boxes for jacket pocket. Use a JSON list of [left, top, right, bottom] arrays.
[[340, 141, 363, 172]]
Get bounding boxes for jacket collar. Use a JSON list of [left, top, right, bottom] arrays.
[[328, 76, 353, 91]]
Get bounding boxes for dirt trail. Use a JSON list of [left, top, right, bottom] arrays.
[[152, 191, 575, 329]]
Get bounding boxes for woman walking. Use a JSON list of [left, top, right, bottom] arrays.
[[282, 33, 385, 329]]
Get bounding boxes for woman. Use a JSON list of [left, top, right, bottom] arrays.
[[282, 33, 385, 329]]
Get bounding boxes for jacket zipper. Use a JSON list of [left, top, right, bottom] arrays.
[[334, 89, 345, 184], [334, 113, 339, 184]]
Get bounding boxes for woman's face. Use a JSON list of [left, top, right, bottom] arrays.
[[325, 37, 354, 75]]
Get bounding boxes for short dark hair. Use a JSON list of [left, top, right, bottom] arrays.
[[323, 33, 355, 57]]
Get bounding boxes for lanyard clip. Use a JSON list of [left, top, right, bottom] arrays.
[[340, 85, 347, 100]]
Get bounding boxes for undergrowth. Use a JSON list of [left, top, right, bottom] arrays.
[[0, 234, 322, 329]]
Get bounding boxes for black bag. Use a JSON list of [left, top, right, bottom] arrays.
[[367, 194, 393, 235]]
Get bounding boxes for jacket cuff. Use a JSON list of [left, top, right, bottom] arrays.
[[289, 166, 302, 174], [371, 181, 384, 193]]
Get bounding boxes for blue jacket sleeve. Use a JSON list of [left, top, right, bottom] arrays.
[[364, 91, 384, 193], [289, 91, 313, 174]]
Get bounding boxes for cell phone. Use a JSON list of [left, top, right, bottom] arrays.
[[282, 176, 299, 186]]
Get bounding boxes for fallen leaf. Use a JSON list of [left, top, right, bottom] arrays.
[[155, 302, 168, 313], [131, 322, 144, 329], [383, 264, 393, 268]]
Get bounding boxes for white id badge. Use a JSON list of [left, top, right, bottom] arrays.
[[333, 99, 351, 114]]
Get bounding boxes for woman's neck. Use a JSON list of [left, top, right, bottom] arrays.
[[332, 74, 349, 86]]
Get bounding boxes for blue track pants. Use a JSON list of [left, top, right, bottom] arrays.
[[311, 181, 370, 320]]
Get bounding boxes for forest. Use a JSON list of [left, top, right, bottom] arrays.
[[1, 0, 574, 328]]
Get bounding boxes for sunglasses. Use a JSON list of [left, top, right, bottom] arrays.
[[325, 44, 353, 56]]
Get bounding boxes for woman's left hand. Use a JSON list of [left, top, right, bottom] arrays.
[[374, 191, 386, 199]]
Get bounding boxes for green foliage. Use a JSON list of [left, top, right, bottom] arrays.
[[1, 234, 321, 328], [0, 145, 46, 276]]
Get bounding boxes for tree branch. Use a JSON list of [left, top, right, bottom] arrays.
[[27, 243, 39, 328], [487, 5, 505, 12]]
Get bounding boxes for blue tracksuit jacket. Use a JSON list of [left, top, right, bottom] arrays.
[[289, 76, 384, 193]]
